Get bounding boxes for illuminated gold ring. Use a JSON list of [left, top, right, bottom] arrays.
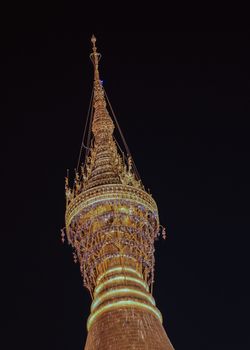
[[96, 266, 143, 284], [87, 299, 162, 331], [91, 287, 155, 312], [94, 275, 149, 297]]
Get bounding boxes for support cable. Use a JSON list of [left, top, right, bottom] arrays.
[[76, 88, 94, 172], [85, 95, 94, 162], [104, 89, 142, 181]]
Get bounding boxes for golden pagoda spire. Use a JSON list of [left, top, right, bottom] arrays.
[[63, 37, 175, 349], [64, 36, 143, 194], [89, 35, 114, 139]]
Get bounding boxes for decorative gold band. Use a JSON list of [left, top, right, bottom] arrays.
[[96, 266, 143, 285], [65, 184, 158, 230], [94, 275, 149, 297], [87, 299, 163, 331], [91, 287, 156, 312]]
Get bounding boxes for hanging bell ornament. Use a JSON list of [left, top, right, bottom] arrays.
[[61, 229, 65, 243], [162, 227, 167, 240], [73, 252, 78, 263]]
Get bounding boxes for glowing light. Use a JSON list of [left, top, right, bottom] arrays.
[[96, 266, 143, 284], [87, 299, 162, 330], [91, 287, 155, 311], [94, 275, 149, 296]]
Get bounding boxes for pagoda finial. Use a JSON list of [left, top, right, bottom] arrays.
[[91, 34, 97, 51], [90, 34, 101, 81]]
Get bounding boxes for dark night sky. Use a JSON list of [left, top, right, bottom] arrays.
[[2, 8, 250, 350]]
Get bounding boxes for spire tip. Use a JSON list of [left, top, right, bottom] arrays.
[[91, 35, 97, 50], [90, 34, 101, 68]]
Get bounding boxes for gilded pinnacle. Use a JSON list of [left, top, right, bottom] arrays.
[[90, 35, 101, 78], [91, 34, 97, 52]]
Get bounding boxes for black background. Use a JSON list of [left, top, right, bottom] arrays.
[[2, 6, 250, 350]]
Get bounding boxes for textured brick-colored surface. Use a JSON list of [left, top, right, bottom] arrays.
[[85, 308, 174, 349]]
